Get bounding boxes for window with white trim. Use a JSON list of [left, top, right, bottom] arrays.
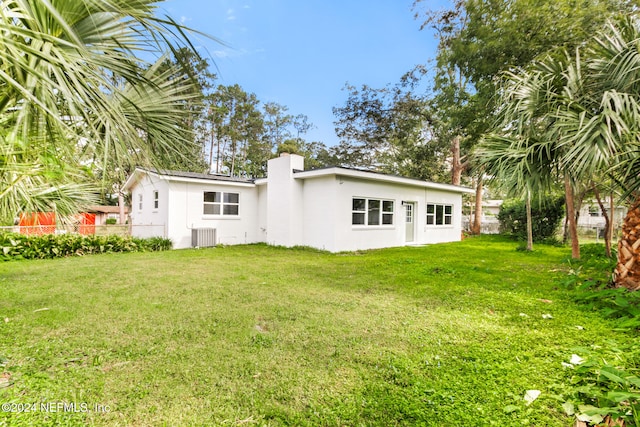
[[426, 203, 453, 225], [153, 190, 159, 209], [138, 193, 143, 211], [203, 191, 239, 216], [352, 198, 394, 226]]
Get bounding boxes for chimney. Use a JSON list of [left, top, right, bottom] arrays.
[[266, 154, 304, 247]]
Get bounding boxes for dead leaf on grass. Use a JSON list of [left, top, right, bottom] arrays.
[[236, 415, 256, 425], [0, 372, 12, 388], [102, 361, 131, 373], [524, 389, 541, 405]]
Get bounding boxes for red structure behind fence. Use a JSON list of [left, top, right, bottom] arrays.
[[18, 212, 97, 235], [78, 212, 96, 235], [19, 212, 56, 235]]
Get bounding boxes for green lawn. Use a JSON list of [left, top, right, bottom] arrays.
[[0, 236, 631, 426]]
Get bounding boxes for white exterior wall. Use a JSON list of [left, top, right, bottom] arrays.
[[303, 175, 463, 252], [577, 201, 626, 229], [127, 172, 260, 249], [125, 160, 468, 252], [129, 174, 168, 239], [299, 175, 339, 251], [266, 155, 304, 247], [256, 184, 268, 243], [166, 181, 260, 249], [423, 188, 464, 244]]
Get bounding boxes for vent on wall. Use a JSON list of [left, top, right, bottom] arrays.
[[192, 228, 217, 248]]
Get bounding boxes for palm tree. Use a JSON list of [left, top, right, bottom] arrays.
[[476, 51, 582, 257], [475, 134, 556, 251], [573, 18, 640, 290], [0, 0, 213, 224], [479, 16, 640, 289]]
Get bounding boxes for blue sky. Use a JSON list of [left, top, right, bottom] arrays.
[[161, 0, 446, 146]]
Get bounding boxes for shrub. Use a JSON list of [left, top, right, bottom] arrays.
[[0, 233, 172, 261], [553, 343, 640, 427], [498, 196, 565, 241], [554, 248, 640, 426], [105, 218, 117, 225], [138, 236, 173, 251], [560, 245, 638, 330]]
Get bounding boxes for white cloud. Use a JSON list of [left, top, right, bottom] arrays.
[[213, 47, 264, 59], [212, 49, 231, 59]]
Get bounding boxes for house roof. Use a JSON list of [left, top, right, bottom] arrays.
[[123, 165, 474, 195], [482, 199, 503, 208], [87, 205, 129, 214], [122, 168, 255, 191], [149, 169, 254, 183], [291, 166, 475, 194]]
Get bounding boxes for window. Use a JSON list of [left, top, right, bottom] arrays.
[[352, 198, 365, 225], [203, 191, 239, 216], [588, 206, 600, 217], [382, 200, 394, 224], [153, 191, 159, 209], [426, 203, 453, 226], [368, 199, 380, 225], [352, 198, 394, 226], [405, 203, 413, 223], [138, 194, 143, 211]]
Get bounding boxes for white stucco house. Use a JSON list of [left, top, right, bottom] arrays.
[[122, 154, 474, 252]]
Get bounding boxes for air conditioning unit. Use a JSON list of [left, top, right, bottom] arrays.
[[191, 228, 217, 248]]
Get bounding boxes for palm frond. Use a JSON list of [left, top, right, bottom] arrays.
[[0, 0, 219, 220]]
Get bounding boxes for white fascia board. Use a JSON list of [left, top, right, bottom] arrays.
[[122, 168, 255, 192], [121, 168, 146, 192], [157, 175, 255, 188], [294, 167, 475, 194]]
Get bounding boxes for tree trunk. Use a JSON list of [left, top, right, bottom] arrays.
[[574, 190, 585, 239], [471, 177, 483, 235], [614, 197, 640, 290], [562, 214, 570, 244], [451, 135, 465, 186], [563, 188, 586, 244], [526, 191, 533, 251], [609, 194, 615, 250], [118, 192, 126, 225], [216, 131, 223, 174], [230, 140, 237, 177], [209, 125, 215, 173], [593, 186, 612, 258], [564, 173, 580, 259]]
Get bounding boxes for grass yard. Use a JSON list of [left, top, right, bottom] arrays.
[[0, 235, 633, 426]]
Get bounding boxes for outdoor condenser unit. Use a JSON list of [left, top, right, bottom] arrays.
[[191, 228, 217, 248]]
